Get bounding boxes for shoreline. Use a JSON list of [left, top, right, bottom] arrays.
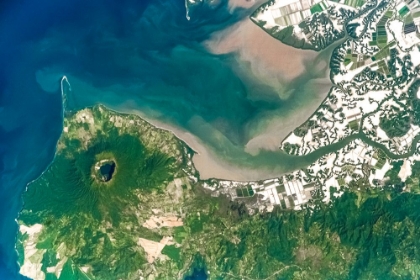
[[35, 18, 337, 183], [121, 108, 284, 181]]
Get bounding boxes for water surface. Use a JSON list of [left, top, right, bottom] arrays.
[[0, 0, 335, 277]]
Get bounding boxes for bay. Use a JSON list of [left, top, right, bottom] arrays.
[[0, 0, 336, 277]]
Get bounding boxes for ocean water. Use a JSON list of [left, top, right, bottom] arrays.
[[0, 0, 334, 278]]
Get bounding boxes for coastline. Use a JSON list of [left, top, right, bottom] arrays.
[[121, 108, 284, 181], [57, 76, 288, 181], [13, 76, 68, 276], [25, 18, 338, 184]]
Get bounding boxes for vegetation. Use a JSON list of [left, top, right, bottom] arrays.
[[17, 106, 420, 279], [407, 79, 420, 126], [384, 160, 404, 186], [17, 106, 191, 279], [348, 119, 359, 131], [373, 149, 387, 169], [21, 131, 175, 224], [294, 120, 316, 137], [179, 185, 420, 279], [379, 109, 411, 138], [283, 143, 301, 155]]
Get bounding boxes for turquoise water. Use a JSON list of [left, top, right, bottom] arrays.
[[0, 0, 335, 278]]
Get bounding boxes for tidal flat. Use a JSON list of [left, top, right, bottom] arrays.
[[35, 12, 336, 181], [0, 0, 336, 274]]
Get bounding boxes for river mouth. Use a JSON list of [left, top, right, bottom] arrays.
[[49, 34, 336, 181], [32, 0, 338, 182], [0, 0, 341, 274], [50, 44, 335, 181]]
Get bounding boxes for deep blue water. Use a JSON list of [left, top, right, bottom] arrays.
[[0, 0, 332, 278], [0, 0, 238, 277]]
